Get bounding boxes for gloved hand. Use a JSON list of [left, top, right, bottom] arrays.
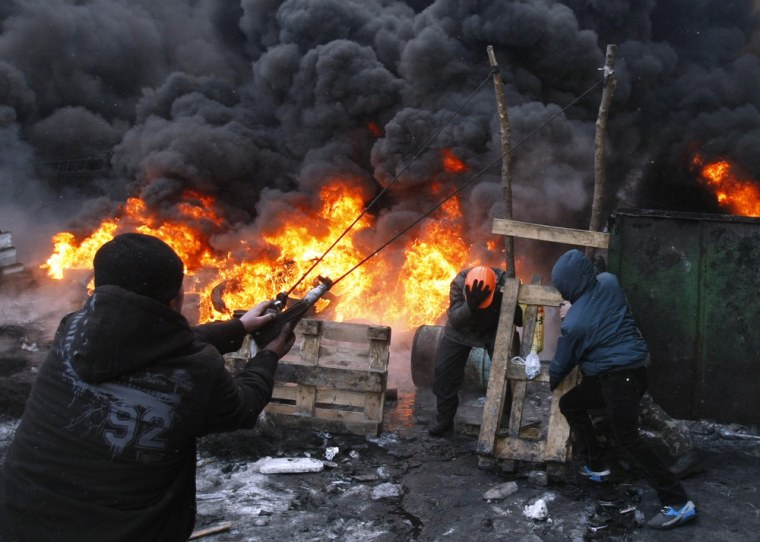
[[465, 280, 492, 312], [262, 322, 296, 359], [549, 375, 562, 392]]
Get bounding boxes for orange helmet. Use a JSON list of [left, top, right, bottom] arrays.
[[464, 266, 497, 308]]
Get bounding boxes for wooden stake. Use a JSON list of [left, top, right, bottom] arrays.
[[189, 521, 235, 540], [586, 44, 618, 261], [487, 45, 516, 277]]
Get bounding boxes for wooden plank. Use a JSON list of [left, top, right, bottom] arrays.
[[299, 321, 321, 364], [291, 343, 385, 370], [543, 367, 579, 462], [492, 218, 610, 249], [477, 278, 520, 456], [270, 383, 298, 401], [267, 403, 359, 420], [274, 363, 385, 392], [298, 319, 322, 335], [296, 384, 316, 416], [366, 325, 392, 342], [363, 388, 384, 422], [506, 380, 527, 438], [368, 327, 391, 371], [284, 344, 388, 371], [503, 276, 543, 439], [299, 319, 391, 343], [189, 521, 234, 540], [315, 389, 373, 408], [301, 348, 372, 368], [517, 284, 563, 307], [493, 435, 546, 463], [271, 384, 380, 407]]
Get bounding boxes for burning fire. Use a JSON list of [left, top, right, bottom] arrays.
[[692, 155, 760, 217], [42, 162, 508, 331], [442, 148, 468, 174]]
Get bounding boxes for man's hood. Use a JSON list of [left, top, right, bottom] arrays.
[[62, 285, 197, 383], [551, 249, 597, 303]]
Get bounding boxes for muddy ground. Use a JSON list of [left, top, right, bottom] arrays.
[[1, 285, 760, 541]]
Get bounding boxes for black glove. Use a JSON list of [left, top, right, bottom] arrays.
[[549, 376, 562, 392], [465, 280, 492, 312]]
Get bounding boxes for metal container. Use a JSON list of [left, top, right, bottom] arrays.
[[607, 209, 760, 425], [411, 325, 490, 390]]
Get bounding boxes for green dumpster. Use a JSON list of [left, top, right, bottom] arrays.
[[607, 209, 760, 425]]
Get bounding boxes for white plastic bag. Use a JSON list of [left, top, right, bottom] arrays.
[[510, 351, 541, 380], [524, 350, 541, 380]]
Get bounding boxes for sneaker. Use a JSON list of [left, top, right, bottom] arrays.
[[428, 418, 454, 436], [579, 465, 611, 483], [647, 500, 698, 529]]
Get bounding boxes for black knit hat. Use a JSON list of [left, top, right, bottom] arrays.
[[93, 233, 184, 303]]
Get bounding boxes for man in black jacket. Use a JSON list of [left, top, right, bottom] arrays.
[[0, 233, 295, 542]]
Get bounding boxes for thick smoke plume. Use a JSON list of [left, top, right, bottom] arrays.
[[1, 0, 759, 274]]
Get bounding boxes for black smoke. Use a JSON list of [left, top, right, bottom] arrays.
[[1, 0, 759, 268]]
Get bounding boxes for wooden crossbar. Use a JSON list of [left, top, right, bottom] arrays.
[[492, 218, 610, 249]]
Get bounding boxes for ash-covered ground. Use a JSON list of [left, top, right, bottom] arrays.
[[1, 286, 760, 542]]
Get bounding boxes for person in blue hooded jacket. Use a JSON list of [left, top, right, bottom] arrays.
[[548, 249, 697, 530]]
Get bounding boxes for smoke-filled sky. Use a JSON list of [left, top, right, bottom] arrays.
[[1, 0, 759, 268]]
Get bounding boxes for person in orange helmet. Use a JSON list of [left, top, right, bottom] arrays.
[[428, 266, 522, 436]]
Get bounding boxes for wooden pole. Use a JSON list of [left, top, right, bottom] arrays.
[[487, 45, 516, 278], [189, 521, 235, 540], [586, 44, 617, 261]]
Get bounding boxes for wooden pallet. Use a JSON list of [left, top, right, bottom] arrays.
[[476, 218, 610, 471], [227, 319, 391, 436], [477, 277, 581, 473]]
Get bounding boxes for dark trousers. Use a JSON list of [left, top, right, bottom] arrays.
[[432, 335, 512, 422], [432, 335, 475, 421], [559, 366, 688, 507]]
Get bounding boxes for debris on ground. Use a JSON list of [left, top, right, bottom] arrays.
[[2, 321, 760, 541]]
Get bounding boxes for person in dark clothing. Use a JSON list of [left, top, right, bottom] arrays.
[[429, 266, 522, 436], [0, 233, 296, 542], [549, 249, 697, 530], [559, 307, 704, 480]]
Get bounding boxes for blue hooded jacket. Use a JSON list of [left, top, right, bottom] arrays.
[[549, 249, 648, 381]]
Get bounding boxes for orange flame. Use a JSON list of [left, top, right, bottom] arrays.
[[367, 121, 383, 138], [442, 149, 468, 174], [42, 172, 511, 330], [692, 155, 760, 217]]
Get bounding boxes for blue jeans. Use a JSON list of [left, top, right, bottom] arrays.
[[559, 366, 689, 506]]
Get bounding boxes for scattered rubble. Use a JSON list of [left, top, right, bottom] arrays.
[[2, 315, 760, 540]]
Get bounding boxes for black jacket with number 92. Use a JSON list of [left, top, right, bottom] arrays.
[[0, 285, 278, 542]]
